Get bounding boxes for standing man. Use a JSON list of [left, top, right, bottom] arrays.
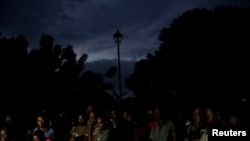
[[32, 113, 55, 141], [149, 106, 176, 141]]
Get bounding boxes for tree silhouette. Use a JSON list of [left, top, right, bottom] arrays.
[[126, 5, 250, 105], [0, 32, 119, 116], [77, 70, 115, 108], [0, 35, 29, 114]]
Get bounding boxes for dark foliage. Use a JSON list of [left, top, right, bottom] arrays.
[[126, 5, 250, 106]]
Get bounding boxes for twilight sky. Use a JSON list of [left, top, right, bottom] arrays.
[[1, 0, 250, 62]]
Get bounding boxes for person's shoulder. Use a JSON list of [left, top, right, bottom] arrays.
[[186, 122, 196, 129], [166, 119, 175, 125], [71, 126, 76, 130], [200, 131, 208, 141], [185, 120, 192, 126], [32, 127, 39, 132], [82, 125, 88, 130], [150, 123, 158, 130], [48, 127, 55, 133], [104, 129, 111, 133]]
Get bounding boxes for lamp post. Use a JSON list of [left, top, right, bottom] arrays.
[[113, 30, 123, 102]]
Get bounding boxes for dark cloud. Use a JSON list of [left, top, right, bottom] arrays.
[[59, 13, 74, 21], [1, 0, 249, 93], [1, 0, 63, 30], [1, 0, 250, 62], [59, 30, 91, 41], [72, 0, 88, 3]]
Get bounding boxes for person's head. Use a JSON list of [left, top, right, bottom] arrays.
[[123, 109, 133, 122], [37, 114, 49, 128], [193, 107, 205, 128], [77, 114, 85, 125], [147, 107, 154, 119], [3, 114, 15, 127], [110, 109, 117, 120], [86, 105, 95, 114], [154, 105, 169, 120], [154, 107, 163, 120], [88, 111, 96, 123], [96, 116, 108, 130], [0, 128, 8, 141], [123, 110, 129, 121], [228, 113, 241, 127], [4, 115, 13, 123], [154, 107, 161, 119], [205, 106, 221, 126]]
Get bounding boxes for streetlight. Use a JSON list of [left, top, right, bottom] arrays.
[[113, 30, 123, 101]]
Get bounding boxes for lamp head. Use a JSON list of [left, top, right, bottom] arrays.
[[113, 30, 123, 44]]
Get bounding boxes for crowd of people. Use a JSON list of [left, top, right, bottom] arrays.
[[0, 98, 248, 141]]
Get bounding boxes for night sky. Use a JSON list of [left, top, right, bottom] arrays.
[[0, 2, 250, 136], [1, 0, 250, 62]]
